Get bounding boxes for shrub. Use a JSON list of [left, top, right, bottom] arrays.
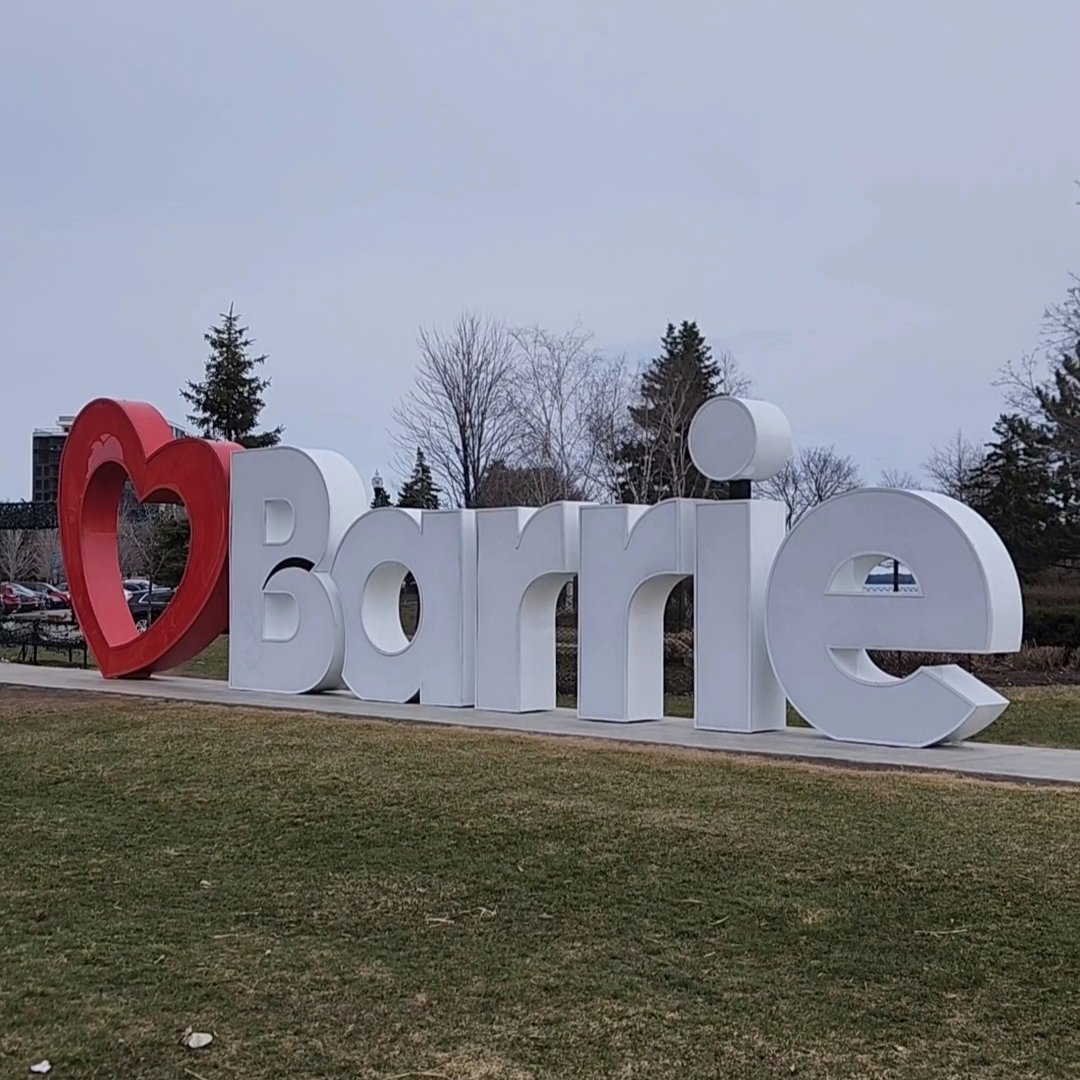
[[1023, 605, 1080, 648]]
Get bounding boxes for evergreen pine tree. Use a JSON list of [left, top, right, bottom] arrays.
[[1036, 342, 1080, 560], [615, 321, 728, 503], [397, 448, 442, 509], [613, 321, 741, 631], [973, 414, 1057, 580], [974, 275, 1080, 578], [974, 337, 1080, 578], [156, 514, 192, 587], [182, 305, 283, 448]]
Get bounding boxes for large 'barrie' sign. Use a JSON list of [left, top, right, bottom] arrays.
[[57, 396, 1023, 749]]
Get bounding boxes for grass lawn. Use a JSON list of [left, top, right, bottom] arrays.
[[1, 690, 1079, 1079], [971, 686, 1080, 747], [0, 637, 230, 681], [638, 685, 1080, 751]]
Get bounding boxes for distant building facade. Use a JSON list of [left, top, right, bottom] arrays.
[[32, 414, 188, 507], [30, 417, 72, 505]]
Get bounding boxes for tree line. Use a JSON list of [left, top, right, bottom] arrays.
[[389, 311, 863, 524], [926, 276, 1080, 581], [7, 262, 1078, 597], [388, 284, 1080, 591]]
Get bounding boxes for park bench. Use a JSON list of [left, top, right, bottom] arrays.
[[0, 616, 88, 668]]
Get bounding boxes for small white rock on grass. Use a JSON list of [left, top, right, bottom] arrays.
[[180, 1027, 214, 1050], [29, 1062, 52, 1075]]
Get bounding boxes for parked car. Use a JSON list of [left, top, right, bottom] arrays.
[[122, 578, 151, 601], [18, 582, 70, 609], [1, 582, 24, 614], [128, 588, 173, 631], [0, 582, 47, 613]]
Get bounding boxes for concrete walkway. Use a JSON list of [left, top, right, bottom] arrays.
[[3, 662, 1080, 786]]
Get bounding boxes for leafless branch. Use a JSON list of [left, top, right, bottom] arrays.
[[994, 351, 1046, 420], [393, 312, 517, 508], [758, 445, 860, 527], [581, 353, 635, 502], [117, 506, 185, 586], [879, 468, 919, 489], [1039, 272, 1080, 357], [922, 431, 985, 503], [995, 274, 1080, 419], [0, 529, 39, 582], [714, 348, 752, 397], [506, 324, 628, 503]]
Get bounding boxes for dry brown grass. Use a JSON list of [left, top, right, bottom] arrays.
[[1, 689, 1079, 1078]]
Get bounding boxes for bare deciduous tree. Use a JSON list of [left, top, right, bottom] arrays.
[[1041, 272, 1080, 356], [117, 518, 144, 579], [392, 315, 752, 508], [922, 430, 985, 503], [757, 458, 801, 526], [473, 462, 574, 508], [996, 271, 1080, 421], [507, 324, 628, 503], [996, 350, 1049, 421], [580, 353, 635, 503], [393, 313, 517, 508], [714, 348, 753, 399], [759, 445, 861, 527], [879, 468, 919, 489], [30, 529, 62, 581], [799, 445, 861, 510], [117, 506, 186, 589], [0, 529, 37, 582]]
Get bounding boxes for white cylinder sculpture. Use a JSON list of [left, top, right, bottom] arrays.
[[687, 396, 792, 481]]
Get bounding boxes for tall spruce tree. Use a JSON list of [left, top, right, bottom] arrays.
[[182, 305, 283, 448], [1036, 344, 1080, 544], [613, 321, 744, 631], [974, 336, 1080, 579], [155, 514, 192, 587], [397, 448, 441, 509], [977, 274, 1080, 579], [972, 414, 1057, 581], [616, 321, 734, 503]]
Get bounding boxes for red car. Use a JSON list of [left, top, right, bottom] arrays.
[[18, 581, 70, 609], [1, 582, 47, 613]]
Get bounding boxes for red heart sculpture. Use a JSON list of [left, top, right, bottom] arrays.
[[58, 399, 241, 678]]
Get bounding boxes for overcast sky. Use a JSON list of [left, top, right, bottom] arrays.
[[2, 1, 1077, 501]]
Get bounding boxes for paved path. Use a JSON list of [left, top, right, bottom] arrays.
[[3, 663, 1080, 786]]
